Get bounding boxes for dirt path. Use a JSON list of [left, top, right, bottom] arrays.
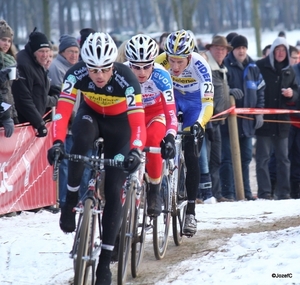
[[110, 216, 300, 285]]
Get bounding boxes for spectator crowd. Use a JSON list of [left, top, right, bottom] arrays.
[[1, 20, 300, 216]]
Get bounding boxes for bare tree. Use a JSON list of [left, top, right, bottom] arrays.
[[2, 0, 300, 47], [252, 0, 261, 57], [151, 0, 163, 31], [43, 0, 50, 40]]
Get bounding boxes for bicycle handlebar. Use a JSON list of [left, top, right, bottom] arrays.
[[52, 149, 61, 181], [51, 146, 162, 181], [64, 153, 125, 168]]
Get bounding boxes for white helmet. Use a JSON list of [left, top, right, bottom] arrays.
[[125, 34, 158, 62], [164, 29, 195, 57], [81, 32, 118, 67]]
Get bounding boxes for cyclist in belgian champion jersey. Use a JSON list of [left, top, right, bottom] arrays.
[[155, 29, 214, 236], [47, 32, 146, 285], [124, 34, 178, 216]]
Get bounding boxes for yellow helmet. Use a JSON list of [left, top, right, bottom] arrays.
[[164, 29, 195, 57]]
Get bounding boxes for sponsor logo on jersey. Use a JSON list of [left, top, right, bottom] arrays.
[[152, 71, 172, 89], [114, 153, 125, 162], [82, 115, 93, 123], [144, 84, 154, 92], [74, 66, 88, 80], [66, 74, 76, 84], [88, 82, 95, 90], [106, 85, 114, 93], [143, 93, 160, 105], [88, 94, 121, 106], [53, 113, 62, 121], [172, 77, 196, 84], [115, 73, 130, 88], [181, 69, 193, 77], [143, 93, 159, 99], [125, 86, 135, 96], [194, 60, 211, 82], [133, 139, 142, 147]]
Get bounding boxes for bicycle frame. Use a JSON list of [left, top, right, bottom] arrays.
[[71, 139, 106, 285], [53, 143, 160, 285], [118, 147, 160, 284], [171, 122, 188, 244]]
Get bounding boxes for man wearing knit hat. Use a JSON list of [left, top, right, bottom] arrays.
[[48, 34, 81, 208], [49, 34, 79, 86], [220, 34, 265, 201], [79, 28, 95, 49], [12, 28, 57, 137], [225, 32, 238, 45], [78, 28, 95, 60]]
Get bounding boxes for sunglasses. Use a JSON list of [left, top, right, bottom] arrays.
[[130, 62, 153, 71], [87, 64, 113, 74]]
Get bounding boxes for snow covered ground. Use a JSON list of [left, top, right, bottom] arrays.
[[1, 27, 300, 285], [0, 199, 299, 284]]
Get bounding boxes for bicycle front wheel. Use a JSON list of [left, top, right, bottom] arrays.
[[118, 185, 135, 285], [172, 159, 187, 246], [131, 179, 148, 277], [153, 174, 171, 260], [73, 198, 93, 285]]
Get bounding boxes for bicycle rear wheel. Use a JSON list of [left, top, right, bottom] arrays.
[[73, 198, 93, 285], [117, 185, 135, 285], [172, 159, 187, 246], [153, 173, 171, 260], [131, 179, 148, 277]]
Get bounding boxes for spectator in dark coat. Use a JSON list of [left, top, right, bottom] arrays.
[[204, 35, 232, 202], [221, 35, 265, 201], [289, 61, 300, 198], [0, 68, 14, 137], [12, 29, 57, 137], [0, 19, 18, 125], [256, 36, 298, 200]]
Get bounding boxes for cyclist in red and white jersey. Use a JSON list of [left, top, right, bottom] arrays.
[[47, 32, 146, 285], [124, 34, 178, 216], [155, 29, 214, 236]]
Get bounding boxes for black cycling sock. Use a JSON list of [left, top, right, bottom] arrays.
[[65, 190, 78, 205], [186, 201, 195, 215], [96, 249, 112, 284]]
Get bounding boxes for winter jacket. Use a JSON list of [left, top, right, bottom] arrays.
[[48, 53, 80, 132], [205, 50, 230, 125], [0, 51, 18, 122], [12, 43, 50, 128], [290, 63, 300, 127], [48, 54, 73, 87], [223, 52, 265, 137], [256, 37, 298, 138]]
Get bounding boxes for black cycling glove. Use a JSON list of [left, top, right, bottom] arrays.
[[160, 134, 176, 159], [190, 121, 204, 139], [47, 140, 65, 165], [124, 148, 142, 174]]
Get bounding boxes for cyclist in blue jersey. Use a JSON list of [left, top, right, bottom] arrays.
[[155, 29, 214, 236]]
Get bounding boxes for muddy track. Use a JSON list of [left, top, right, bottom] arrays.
[[110, 216, 300, 285]]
